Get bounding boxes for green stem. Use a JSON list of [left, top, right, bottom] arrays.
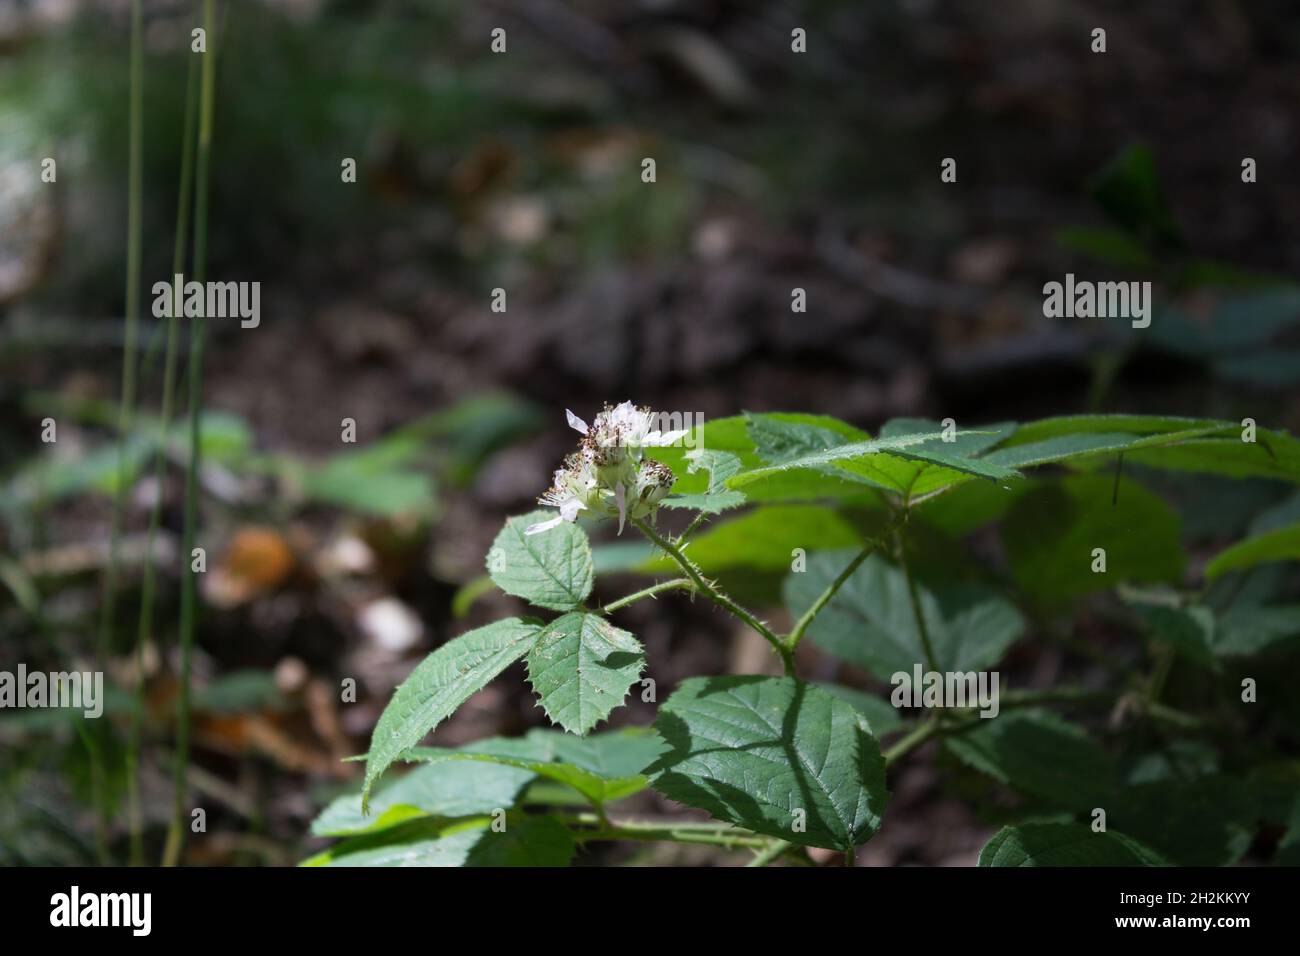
[[129, 14, 200, 869], [631, 516, 795, 676], [573, 827, 772, 849], [558, 813, 772, 850], [786, 533, 886, 651], [601, 577, 694, 613], [1146, 643, 1174, 704], [747, 840, 793, 867], [164, 0, 216, 868], [895, 528, 940, 675], [883, 715, 940, 767], [674, 512, 709, 545], [92, 0, 146, 865]]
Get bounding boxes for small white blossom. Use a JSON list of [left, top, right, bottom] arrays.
[[526, 403, 683, 535]]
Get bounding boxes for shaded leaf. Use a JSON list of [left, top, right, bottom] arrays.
[[784, 551, 1023, 680], [1001, 475, 1184, 604], [649, 676, 887, 850], [1205, 524, 1300, 582], [1109, 776, 1254, 866], [814, 683, 906, 736], [979, 823, 1166, 866], [1214, 605, 1300, 657], [945, 710, 1118, 811]]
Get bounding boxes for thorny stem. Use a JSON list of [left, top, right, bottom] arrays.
[[674, 512, 709, 545], [164, 0, 216, 868], [631, 516, 795, 676], [786, 530, 890, 651], [747, 839, 794, 867], [601, 577, 695, 613]]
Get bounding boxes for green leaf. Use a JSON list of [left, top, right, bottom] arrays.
[[405, 728, 666, 805], [783, 551, 1024, 680], [1205, 523, 1300, 582], [1150, 288, 1300, 355], [1278, 803, 1300, 866], [192, 669, 286, 713], [746, 412, 868, 464], [312, 760, 535, 837], [649, 676, 887, 850], [589, 540, 657, 574], [728, 430, 1019, 502], [643, 416, 768, 493], [1087, 144, 1184, 249], [1132, 603, 1217, 669], [1001, 475, 1185, 604], [642, 505, 864, 575], [979, 823, 1166, 866], [945, 710, 1118, 811], [648, 412, 939, 505], [983, 419, 1236, 473], [991, 414, 1226, 448], [300, 436, 437, 517], [526, 612, 644, 735], [1109, 776, 1254, 866], [304, 815, 574, 867], [1216, 350, 1300, 388], [678, 413, 886, 505], [660, 449, 746, 514], [420, 391, 545, 483], [989, 415, 1300, 484], [915, 477, 1027, 537], [1215, 605, 1300, 656], [1120, 430, 1300, 483], [1246, 761, 1300, 826], [487, 510, 594, 611], [879, 418, 1016, 457], [362, 618, 540, 809], [1055, 225, 1156, 269], [814, 683, 906, 736]]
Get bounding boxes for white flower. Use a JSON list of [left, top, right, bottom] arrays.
[[527, 403, 682, 535], [580, 401, 689, 450], [632, 458, 675, 514], [526, 452, 598, 535]]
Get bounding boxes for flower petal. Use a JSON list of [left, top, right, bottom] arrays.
[[645, 428, 690, 447], [565, 409, 589, 435], [524, 515, 565, 536]]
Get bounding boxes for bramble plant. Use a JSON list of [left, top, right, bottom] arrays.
[[307, 405, 1300, 867]]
